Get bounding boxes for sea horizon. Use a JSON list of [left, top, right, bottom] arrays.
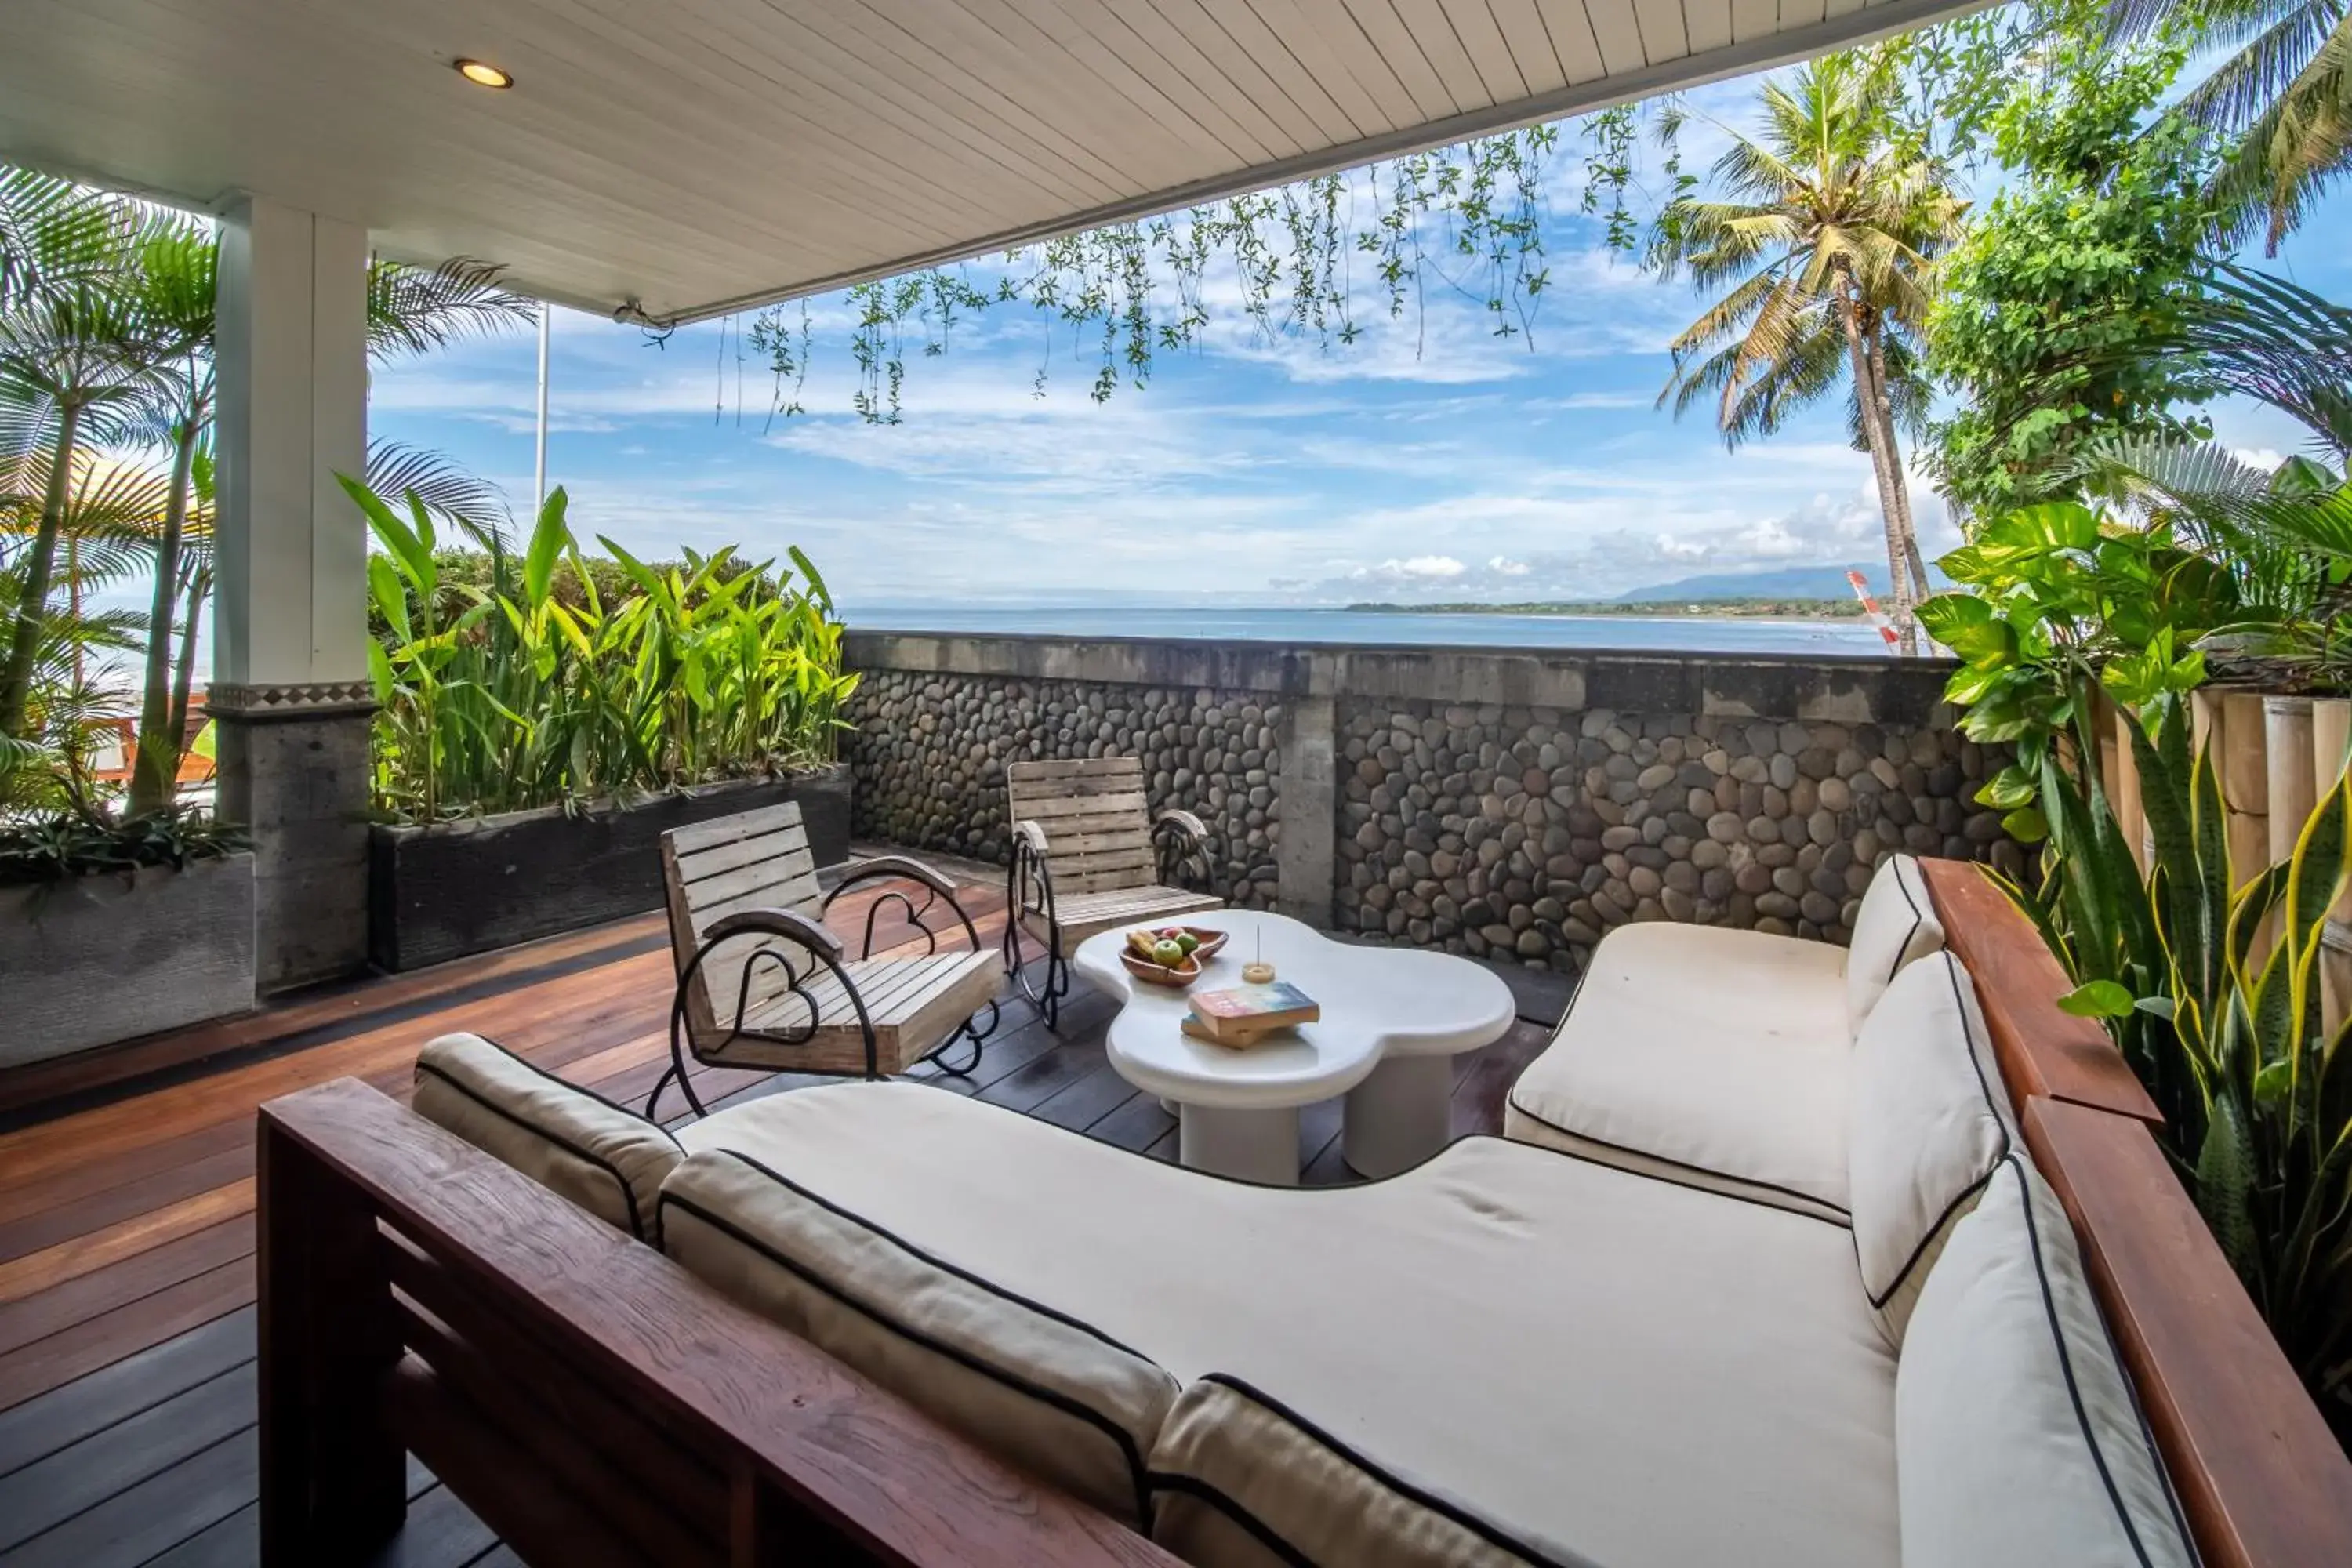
[[842, 604, 1897, 656]]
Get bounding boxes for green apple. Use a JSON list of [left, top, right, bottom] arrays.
[[1152, 938, 1186, 967]]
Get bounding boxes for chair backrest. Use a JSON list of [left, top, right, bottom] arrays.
[[661, 802, 822, 1036], [1007, 757, 1156, 895]]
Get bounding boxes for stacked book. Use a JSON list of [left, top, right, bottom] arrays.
[[1181, 981, 1320, 1048]]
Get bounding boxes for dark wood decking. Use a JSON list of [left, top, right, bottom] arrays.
[[0, 851, 1559, 1566]]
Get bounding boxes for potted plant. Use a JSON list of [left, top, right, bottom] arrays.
[[354, 480, 858, 969], [0, 794, 255, 1066]]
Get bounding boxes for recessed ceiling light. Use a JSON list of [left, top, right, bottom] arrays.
[[455, 59, 514, 89]]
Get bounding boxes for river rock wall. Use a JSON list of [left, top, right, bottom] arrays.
[[1333, 699, 2016, 971], [847, 670, 1283, 907], [840, 632, 2019, 971]]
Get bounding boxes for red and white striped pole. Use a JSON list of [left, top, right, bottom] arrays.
[[1847, 570, 1900, 651]]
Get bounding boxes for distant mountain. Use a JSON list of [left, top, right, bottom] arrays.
[[1613, 565, 1929, 604]]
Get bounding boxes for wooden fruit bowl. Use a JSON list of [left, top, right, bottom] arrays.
[[1121, 949, 1203, 987], [1117, 926, 1228, 987]]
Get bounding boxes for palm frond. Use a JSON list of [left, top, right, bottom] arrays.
[[366, 257, 537, 364], [365, 439, 512, 549]]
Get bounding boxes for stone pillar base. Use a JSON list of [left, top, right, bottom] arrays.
[[209, 683, 373, 993]]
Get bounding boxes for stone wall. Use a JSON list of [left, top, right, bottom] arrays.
[[848, 670, 1283, 907], [843, 630, 2018, 967], [1335, 701, 2014, 971]]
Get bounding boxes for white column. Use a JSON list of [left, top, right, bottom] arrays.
[[213, 194, 369, 698], [209, 195, 373, 989]]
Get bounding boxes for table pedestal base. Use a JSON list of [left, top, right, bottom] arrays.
[[1343, 1054, 1455, 1178], [1178, 1103, 1299, 1185]]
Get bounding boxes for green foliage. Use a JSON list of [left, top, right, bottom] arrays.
[[354, 478, 858, 824], [731, 129, 1571, 423], [0, 799, 245, 887], [1927, 16, 2224, 514], [2107, 0, 2352, 253], [1920, 501, 2231, 773]]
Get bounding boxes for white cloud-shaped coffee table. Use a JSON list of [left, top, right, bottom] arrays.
[[1073, 910, 1516, 1183]]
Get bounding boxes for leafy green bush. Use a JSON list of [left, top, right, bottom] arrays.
[[1925, 495, 2352, 1442], [352, 478, 858, 824], [0, 801, 247, 886]]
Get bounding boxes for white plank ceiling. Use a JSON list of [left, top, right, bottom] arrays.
[[0, 0, 1982, 323]]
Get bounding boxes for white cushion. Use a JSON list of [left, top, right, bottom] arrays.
[[1503, 921, 1854, 1220], [1844, 854, 1944, 1034], [1847, 952, 2015, 1344], [411, 1032, 683, 1243], [657, 1145, 1178, 1525], [1898, 1157, 2194, 1568], [684, 1082, 1900, 1568]]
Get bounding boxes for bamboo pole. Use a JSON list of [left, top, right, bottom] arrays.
[[2200, 691, 2272, 889], [2265, 697, 2316, 863], [2315, 698, 2351, 1036]]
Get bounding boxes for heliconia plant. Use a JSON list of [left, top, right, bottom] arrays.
[[344, 474, 858, 824]]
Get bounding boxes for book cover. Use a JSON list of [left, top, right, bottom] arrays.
[[1189, 982, 1318, 1025]]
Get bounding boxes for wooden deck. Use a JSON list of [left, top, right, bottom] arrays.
[[0, 850, 1559, 1567]]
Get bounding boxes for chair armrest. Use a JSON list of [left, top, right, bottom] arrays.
[[821, 856, 985, 956], [824, 854, 959, 902], [701, 906, 845, 964], [1152, 808, 1208, 844], [1013, 819, 1049, 855]]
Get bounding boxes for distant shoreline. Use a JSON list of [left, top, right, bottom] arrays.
[[1345, 598, 1866, 620]]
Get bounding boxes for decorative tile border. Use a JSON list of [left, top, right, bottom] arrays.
[[205, 680, 377, 720]]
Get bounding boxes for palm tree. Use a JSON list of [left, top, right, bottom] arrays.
[[2107, 0, 2350, 253], [1650, 56, 1965, 652], [1, 164, 536, 811]]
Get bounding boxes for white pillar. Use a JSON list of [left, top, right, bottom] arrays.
[[209, 195, 374, 989]]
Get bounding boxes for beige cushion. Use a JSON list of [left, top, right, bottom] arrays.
[[1503, 920, 1855, 1220], [1845, 853, 1944, 1033], [1898, 1157, 2194, 1568], [657, 1145, 1178, 1525], [1149, 1377, 1558, 1568], [683, 1082, 1900, 1568], [1847, 952, 2015, 1345], [412, 1032, 683, 1242]]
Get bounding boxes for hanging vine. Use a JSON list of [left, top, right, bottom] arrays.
[[696, 108, 1693, 423]]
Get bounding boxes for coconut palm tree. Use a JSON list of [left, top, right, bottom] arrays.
[[2107, 0, 2351, 253], [1650, 56, 1966, 652]]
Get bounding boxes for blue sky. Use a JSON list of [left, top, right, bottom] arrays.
[[368, 66, 2352, 618]]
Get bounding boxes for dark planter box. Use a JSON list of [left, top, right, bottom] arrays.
[[368, 768, 851, 971], [2, 852, 258, 1067]]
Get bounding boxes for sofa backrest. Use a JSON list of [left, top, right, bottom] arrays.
[[412, 1031, 684, 1243], [1846, 952, 2014, 1345], [1845, 852, 1945, 1036], [1896, 1155, 2195, 1568]]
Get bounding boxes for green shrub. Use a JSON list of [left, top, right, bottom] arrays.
[[351, 477, 858, 823]]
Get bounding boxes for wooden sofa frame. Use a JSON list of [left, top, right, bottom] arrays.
[[256, 859, 2352, 1567]]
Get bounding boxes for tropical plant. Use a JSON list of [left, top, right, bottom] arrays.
[[0, 796, 245, 886], [1926, 20, 2221, 517], [1648, 53, 1967, 652], [1986, 685, 2352, 1439], [351, 477, 856, 824], [2107, 0, 2352, 252], [0, 162, 535, 822]]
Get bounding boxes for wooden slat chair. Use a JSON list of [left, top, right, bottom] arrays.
[[650, 801, 1000, 1119], [1004, 756, 1222, 1029]]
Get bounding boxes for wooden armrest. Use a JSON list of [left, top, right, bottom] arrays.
[[1013, 820, 1049, 855], [257, 1080, 1174, 1566], [702, 906, 845, 963], [1152, 808, 1208, 842]]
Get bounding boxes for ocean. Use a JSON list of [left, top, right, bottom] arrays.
[[844, 605, 1895, 656]]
